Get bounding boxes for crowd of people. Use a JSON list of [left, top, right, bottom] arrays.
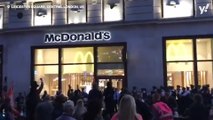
[[0, 78, 213, 120]]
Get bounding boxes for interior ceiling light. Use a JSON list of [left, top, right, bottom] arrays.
[[167, 0, 180, 7], [107, 0, 120, 9]]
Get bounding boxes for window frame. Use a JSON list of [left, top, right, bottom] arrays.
[[31, 42, 127, 92], [163, 35, 213, 87], [0, 6, 4, 29], [33, 1, 53, 26], [161, 0, 195, 19], [67, 0, 88, 24], [102, 0, 125, 22]]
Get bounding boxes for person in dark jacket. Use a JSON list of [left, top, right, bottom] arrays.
[[134, 93, 153, 120], [83, 99, 103, 120], [35, 100, 54, 120], [52, 94, 67, 120], [88, 82, 103, 102], [185, 94, 209, 120], [26, 78, 43, 120], [103, 82, 114, 118], [56, 100, 76, 120]]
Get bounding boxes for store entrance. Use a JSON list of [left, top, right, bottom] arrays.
[[33, 43, 127, 96], [97, 77, 123, 92]]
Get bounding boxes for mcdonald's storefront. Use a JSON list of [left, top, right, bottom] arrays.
[[2, 18, 213, 96], [3, 26, 160, 96], [30, 31, 128, 96]]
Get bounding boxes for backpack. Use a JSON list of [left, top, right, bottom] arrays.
[[153, 102, 173, 120]]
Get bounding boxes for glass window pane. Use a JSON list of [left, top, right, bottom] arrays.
[[0, 7, 3, 29], [35, 49, 58, 64], [197, 38, 213, 60], [197, 62, 213, 88], [104, 0, 123, 22], [97, 64, 124, 76], [68, 0, 86, 24], [34, 65, 59, 96], [162, 0, 193, 18], [62, 47, 94, 63], [166, 39, 193, 61], [34, 2, 52, 26], [98, 46, 123, 62], [98, 79, 122, 91], [87, 0, 102, 23], [62, 64, 94, 95], [167, 62, 194, 88]]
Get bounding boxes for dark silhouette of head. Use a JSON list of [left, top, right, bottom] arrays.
[[31, 81, 39, 90], [193, 94, 203, 104], [92, 82, 98, 90], [107, 81, 112, 88]]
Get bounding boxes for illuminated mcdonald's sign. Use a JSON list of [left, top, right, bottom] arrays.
[[44, 31, 111, 43]]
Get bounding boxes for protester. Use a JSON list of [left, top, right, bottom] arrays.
[[88, 82, 103, 102], [111, 94, 143, 120], [134, 93, 153, 120], [41, 90, 49, 101], [83, 99, 104, 120], [15, 92, 24, 112], [52, 93, 67, 120], [184, 94, 209, 120], [81, 88, 88, 104], [113, 88, 120, 112], [0, 97, 19, 120], [103, 82, 114, 118], [7, 82, 213, 120], [56, 100, 76, 120], [73, 99, 87, 120], [26, 78, 43, 120], [35, 100, 54, 120], [151, 93, 173, 120]]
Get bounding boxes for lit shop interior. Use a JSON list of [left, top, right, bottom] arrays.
[[33, 45, 126, 96], [166, 38, 213, 89]]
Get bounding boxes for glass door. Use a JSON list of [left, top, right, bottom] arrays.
[[97, 77, 123, 92]]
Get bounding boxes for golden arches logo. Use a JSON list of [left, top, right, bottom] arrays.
[[74, 51, 94, 71], [74, 51, 84, 63]]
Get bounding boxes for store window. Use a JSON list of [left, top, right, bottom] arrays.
[[196, 38, 213, 87], [87, 0, 102, 23], [67, 0, 86, 24], [162, 0, 194, 18], [61, 47, 94, 95], [34, 49, 59, 96], [0, 6, 3, 29], [33, 1, 52, 26], [104, 0, 123, 22], [97, 46, 124, 76], [166, 40, 194, 87], [33, 44, 126, 96], [166, 38, 213, 88]]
